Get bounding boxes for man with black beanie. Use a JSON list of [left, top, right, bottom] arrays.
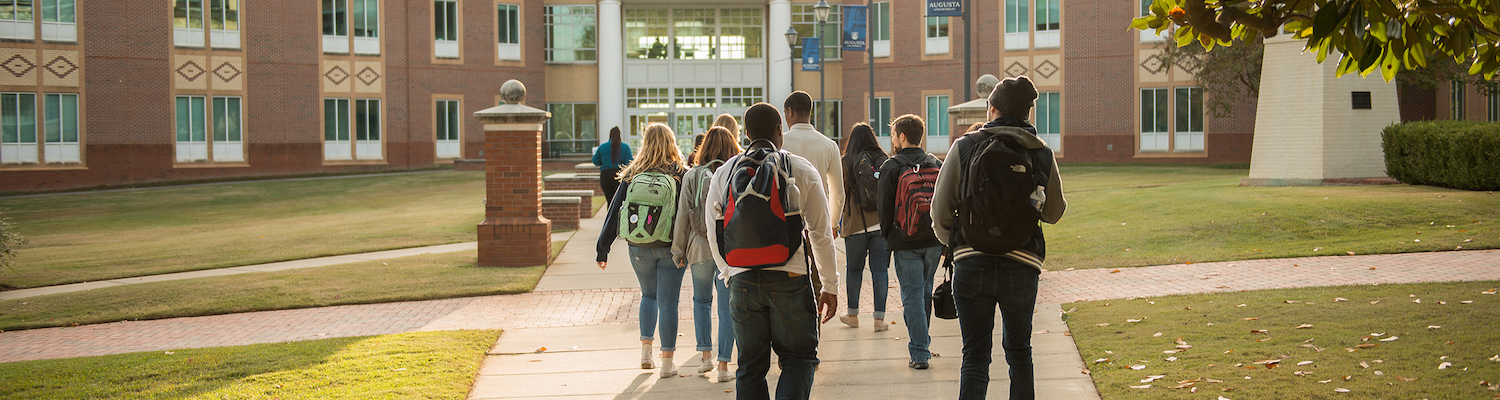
[[929, 76, 1068, 400]]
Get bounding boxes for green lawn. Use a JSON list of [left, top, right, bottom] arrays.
[[1047, 166, 1500, 270], [1067, 281, 1500, 399], [0, 171, 488, 289], [0, 330, 500, 399], [0, 249, 553, 331]]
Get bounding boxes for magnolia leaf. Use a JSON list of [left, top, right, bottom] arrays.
[[1439, 362, 1453, 370], [1143, 375, 1166, 383], [1153, 332, 1163, 337], [1334, 297, 1348, 302], [1335, 388, 1351, 393], [1298, 361, 1315, 366], [1360, 361, 1370, 369], [1296, 324, 1315, 329], [1130, 385, 1152, 389], [1379, 336, 1399, 342]]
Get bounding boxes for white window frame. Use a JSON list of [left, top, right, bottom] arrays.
[[1489, 90, 1498, 122], [42, 93, 79, 163], [1451, 80, 1466, 121], [352, 0, 380, 54], [925, 95, 949, 140], [1, 93, 37, 164], [792, 4, 841, 61], [434, 0, 460, 59], [354, 98, 382, 159], [435, 99, 461, 159], [0, 0, 33, 40], [174, 0, 204, 47], [1138, 0, 1168, 42], [40, 0, 76, 41], [1004, 0, 1029, 50], [211, 96, 243, 162], [1174, 86, 1203, 152], [208, 0, 240, 49], [323, 0, 350, 53], [871, 2, 890, 57], [924, 16, 949, 55], [872, 97, 891, 137], [324, 98, 351, 160], [1034, 0, 1059, 48], [545, 5, 597, 63], [1036, 91, 1061, 152], [175, 95, 209, 162], [1139, 88, 1168, 152], [497, 3, 520, 61]]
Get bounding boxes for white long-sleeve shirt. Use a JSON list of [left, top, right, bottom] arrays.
[[780, 123, 844, 233], [705, 150, 839, 295]]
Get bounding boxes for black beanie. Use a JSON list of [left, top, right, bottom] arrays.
[[988, 76, 1038, 118]]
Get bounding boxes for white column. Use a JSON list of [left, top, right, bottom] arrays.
[[767, 0, 792, 110], [598, 0, 624, 144]]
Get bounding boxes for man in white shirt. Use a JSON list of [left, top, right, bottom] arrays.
[[706, 102, 838, 400], [778, 91, 844, 294]]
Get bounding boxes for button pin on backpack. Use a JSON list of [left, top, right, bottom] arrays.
[[630, 214, 639, 224], [1011, 165, 1027, 173]]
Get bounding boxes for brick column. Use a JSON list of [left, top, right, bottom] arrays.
[[475, 80, 552, 267]]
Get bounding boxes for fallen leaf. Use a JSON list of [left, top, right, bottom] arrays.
[[1357, 343, 1378, 348], [1360, 361, 1370, 369], [1296, 324, 1315, 329], [1169, 381, 1195, 389], [392, 368, 406, 372], [1462, 300, 1474, 304], [1335, 388, 1351, 393], [535, 347, 547, 353], [1334, 297, 1348, 302], [1111, 269, 1121, 273], [1142, 375, 1166, 383], [1126, 319, 1143, 323], [1294, 370, 1308, 376], [1348, 252, 1357, 255], [1414, 299, 1422, 303], [1370, 300, 1381, 304], [1379, 336, 1399, 342], [1243, 317, 1259, 321], [1131, 364, 1147, 370], [1439, 362, 1453, 370], [1130, 385, 1151, 389], [1253, 359, 1282, 365], [1428, 325, 1442, 329], [1177, 344, 1193, 349], [1374, 370, 1384, 376], [1164, 350, 1178, 354], [1484, 289, 1497, 295], [1205, 378, 1224, 383], [1166, 356, 1178, 362], [1319, 379, 1333, 383], [1370, 332, 1385, 337], [1153, 332, 1163, 337], [1236, 304, 1247, 307], [1093, 358, 1110, 363], [164, 351, 175, 355], [1096, 323, 1111, 327], [1284, 300, 1302, 304], [1298, 361, 1314, 366], [1250, 329, 1269, 333]]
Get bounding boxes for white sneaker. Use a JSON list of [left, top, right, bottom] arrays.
[[698, 357, 715, 374], [717, 368, 737, 383], [659, 356, 678, 378], [873, 319, 889, 332], [839, 314, 859, 328], [640, 345, 654, 369]]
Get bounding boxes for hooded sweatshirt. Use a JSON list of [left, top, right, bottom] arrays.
[[930, 117, 1067, 271]]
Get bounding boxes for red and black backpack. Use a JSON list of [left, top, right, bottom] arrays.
[[715, 146, 804, 269]]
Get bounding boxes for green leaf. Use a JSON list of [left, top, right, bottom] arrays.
[[1379, 47, 1399, 82], [1312, 5, 1341, 40], [1177, 25, 1196, 47], [1131, 16, 1151, 31]]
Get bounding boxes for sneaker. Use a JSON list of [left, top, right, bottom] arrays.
[[697, 357, 715, 374], [717, 368, 736, 383], [873, 319, 889, 332], [839, 314, 859, 328], [640, 345, 654, 369], [909, 360, 930, 370], [660, 356, 678, 377]]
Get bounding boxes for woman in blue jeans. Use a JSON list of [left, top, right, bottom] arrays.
[[596, 123, 687, 378], [836, 123, 890, 331], [672, 126, 741, 382]]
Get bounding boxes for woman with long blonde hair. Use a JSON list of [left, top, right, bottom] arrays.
[[672, 126, 742, 382], [712, 113, 739, 136], [596, 123, 689, 377]]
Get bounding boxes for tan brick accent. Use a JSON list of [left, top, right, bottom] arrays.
[[1137, 49, 1168, 83], [173, 54, 208, 90], [0, 47, 39, 86], [208, 55, 243, 91], [353, 61, 382, 93], [40, 49, 81, 87], [322, 59, 352, 93]]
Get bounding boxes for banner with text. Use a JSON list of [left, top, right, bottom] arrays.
[[842, 5, 867, 51], [926, 0, 962, 17], [802, 37, 821, 71]]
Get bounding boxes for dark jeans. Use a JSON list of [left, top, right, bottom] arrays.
[[843, 231, 889, 319], [953, 256, 1040, 400], [729, 270, 820, 400], [600, 168, 621, 204]]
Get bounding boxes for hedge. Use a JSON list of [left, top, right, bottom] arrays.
[[1382, 121, 1500, 190]]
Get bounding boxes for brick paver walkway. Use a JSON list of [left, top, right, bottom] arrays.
[[1, 250, 1495, 363]]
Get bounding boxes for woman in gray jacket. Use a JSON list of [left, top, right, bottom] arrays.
[[672, 126, 741, 382]]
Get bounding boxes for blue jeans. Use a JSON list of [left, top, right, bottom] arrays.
[[844, 231, 889, 320], [893, 245, 942, 362], [629, 246, 686, 351], [714, 270, 737, 362], [729, 270, 819, 400], [690, 261, 717, 352], [953, 256, 1040, 400]]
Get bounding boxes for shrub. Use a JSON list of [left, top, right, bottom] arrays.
[[0, 211, 28, 273], [1382, 121, 1500, 190]]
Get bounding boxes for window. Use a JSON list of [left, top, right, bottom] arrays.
[[926, 95, 949, 141], [1450, 80, 1465, 121], [0, 93, 36, 163], [207, 0, 239, 48], [925, 16, 949, 55], [815, 100, 841, 140], [211, 97, 242, 161], [324, 98, 382, 161], [174, 0, 235, 48], [39, 0, 75, 41], [435, 99, 460, 158], [870, 2, 889, 57], [0, 0, 34, 40], [1174, 87, 1203, 151], [1035, 0, 1059, 48], [174, 96, 241, 162], [434, 0, 459, 58], [1036, 91, 1060, 152], [1139, 0, 1166, 42], [872, 97, 891, 137], [352, 0, 379, 54], [322, 0, 348, 52], [174, 0, 204, 46], [673, 9, 715, 60], [497, 3, 519, 60], [624, 9, 668, 59], [626, 88, 669, 109], [1139, 88, 1168, 152], [792, 4, 841, 60], [325, 0, 379, 54], [1004, 0, 1028, 50], [545, 103, 597, 155], [1489, 90, 1497, 122], [546, 5, 596, 62], [174, 96, 207, 161], [673, 88, 716, 109], [719, 8, 762, 60], [720, 87, 763, 108]]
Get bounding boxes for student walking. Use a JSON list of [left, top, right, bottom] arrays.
[[777, 92, 843, 296], [931, 76, 1067, 400], [592, 127, 635, 204], [836, 123, 890, 331], [877, 114, 945, 370], [705, 102, 839, 400], [596, 123, 688, 378], [672, 126, 742, 383]]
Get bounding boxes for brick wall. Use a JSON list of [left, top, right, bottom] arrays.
[[541, 198, 580, 231]]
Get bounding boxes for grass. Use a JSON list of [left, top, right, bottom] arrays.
[[0, 329, 500, 399], [1046, 166, 1500, 269], [0, 247, 557, 331], [0, 171, 489, 289], [1067, 281, 1500, 399]]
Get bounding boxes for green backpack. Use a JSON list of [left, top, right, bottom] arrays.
[[618, 170, 678, 244]]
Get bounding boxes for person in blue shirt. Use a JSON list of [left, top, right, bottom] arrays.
[[593, 127, 635, 204]]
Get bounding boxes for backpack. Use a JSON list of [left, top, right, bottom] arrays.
[[715, 146, 804, 269], [893, 157, 940, 241], [684, 160, 723, 235], [618, 169, 678, 244], [848, 147, 886, 212], [956, 129, 1046, 254]]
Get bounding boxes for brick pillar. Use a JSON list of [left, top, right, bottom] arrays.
[[476, 80, 552, 267]]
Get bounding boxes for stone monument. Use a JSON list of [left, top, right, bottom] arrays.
[[475, 80, 552, 267]]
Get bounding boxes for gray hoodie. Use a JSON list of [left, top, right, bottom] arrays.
[[931, 124, 1066, 271]]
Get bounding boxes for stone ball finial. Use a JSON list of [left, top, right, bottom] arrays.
[[501, 79, 526, 105], [975, 74, 1000, 99]]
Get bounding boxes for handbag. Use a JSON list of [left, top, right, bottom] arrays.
[[932, 263, 957, 319]]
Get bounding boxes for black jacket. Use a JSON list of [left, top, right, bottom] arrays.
[[877, 147, 943, 250]]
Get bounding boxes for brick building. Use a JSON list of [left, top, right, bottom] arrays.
[[0, 0, 1484, 192]]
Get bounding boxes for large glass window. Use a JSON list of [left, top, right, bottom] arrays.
[[175, 96, 207, 162], [1004, 0, 1028, 50], [497, 3, 519, 60], [1, 0, 34, 23], [925, 16, 949, 54], [1, 93, 37, 163], [323, 98, 351, 160], [719, 8, 762, 60], [1035, 0, 1059, 48], [434, 0, 459, 58], [926, 95, 949, 141], [545, 103, 597, 155], [673, 9, 714, 60], [322, 0, 346, 36], [1036, 92, 1061, 152], [871, 2, 889, 57], [352, 0, 377, 38], [435, 99, 460, 158], [354, 99, 381, 159], [673, 88, 716, 109], [872, 97, 891, 137], [1139, 88, 1168, 152], [211, 96, 242, 162], [174, 0, 205, 46], [1489, 90, 1498, 122], [41, 0, 77, 41], [1451, 80, 1466, 121], [174, 95, 242, 163], [720, 87, 763, 109], [42, 93, 78, 163], [792, 4, 841, 60], [172, 0, 234, 47], [626, 88, 670, 109], [1174, 86, 1203, 151], [207, 0, 239, 48], [625, 9, 669, 59], [546, 5, 597, 62], [815, 100, 841, 140]]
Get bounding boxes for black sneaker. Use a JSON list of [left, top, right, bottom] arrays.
[[909, 360, 930, 370]]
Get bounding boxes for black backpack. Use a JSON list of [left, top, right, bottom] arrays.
[[955, 129, 1046, 254], [848, 147, 885, 212], [715, 146, 804, 269]]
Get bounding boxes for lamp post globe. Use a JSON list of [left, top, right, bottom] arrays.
[[784, 27, 798, 48], [813, 0, 830, 23]]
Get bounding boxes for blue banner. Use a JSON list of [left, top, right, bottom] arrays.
[[842, 5, 867, 51], [801, 37, 821, 71], [927, 0, 962, 17]]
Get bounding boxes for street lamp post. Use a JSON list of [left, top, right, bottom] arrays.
[[814, 0, 830, 136], [785, 27, 798, 104]]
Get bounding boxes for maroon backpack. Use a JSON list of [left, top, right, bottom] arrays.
[[894, 158, 940, 241]]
